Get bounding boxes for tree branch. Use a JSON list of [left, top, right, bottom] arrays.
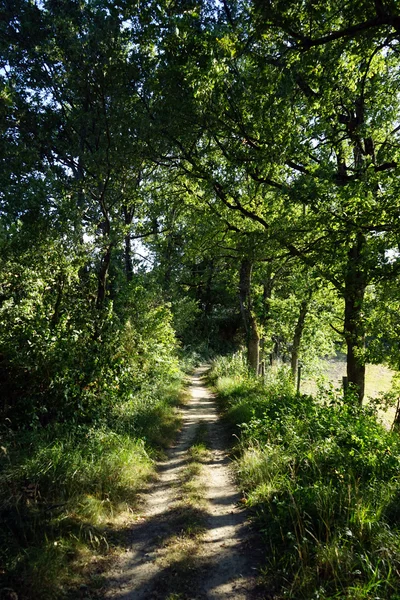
[[330, 323, 344, 336], [249, 171, 283, 190], [297, 16, 400, 49]]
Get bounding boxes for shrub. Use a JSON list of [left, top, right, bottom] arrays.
[[0, 375, 184, 598], [211, 354, 400, 599]]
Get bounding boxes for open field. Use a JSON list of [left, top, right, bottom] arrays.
[[302, 357, 396, 428]]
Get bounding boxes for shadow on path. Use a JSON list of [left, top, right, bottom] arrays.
[[103, 367, 264, 600]]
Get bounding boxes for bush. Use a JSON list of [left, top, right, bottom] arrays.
[[0, 376, 184, 599], [208, 351, 249, 382], [0, 231, 185, 597], [211, 354, 400, 599]]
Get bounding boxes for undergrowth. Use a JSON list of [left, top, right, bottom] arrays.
[[209, 354, 400, 599], [0, 376, 185, 599]]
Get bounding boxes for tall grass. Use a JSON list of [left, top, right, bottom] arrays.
[[0, 378, 185, 599], [210, 354, 400, 599]]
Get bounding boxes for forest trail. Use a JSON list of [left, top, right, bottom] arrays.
[[103, 366, 263, 600]]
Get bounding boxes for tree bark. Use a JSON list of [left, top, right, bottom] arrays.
[[124, 233, 133, 282], [50, 274, 65, 329], [96, 243, 112, 309], [123, 205, 135, 282], [239, 259, 259, 372], [248, 312, 260, 373], [290, 295, 311, 382], [260, 268, 274, 362], [239, 260, 251, 336], [344, 234, 367, 404], [96, 215, 112, 309]]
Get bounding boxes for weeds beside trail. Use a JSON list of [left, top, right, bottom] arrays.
[[103, 366, 260, 600], [0, 375, 187, 599], [209, 354, 400, 600]]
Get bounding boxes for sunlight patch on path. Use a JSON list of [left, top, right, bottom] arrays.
[[103, 366, 261, 600]]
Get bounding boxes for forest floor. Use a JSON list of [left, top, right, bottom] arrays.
[[102, 366, 264, 600]]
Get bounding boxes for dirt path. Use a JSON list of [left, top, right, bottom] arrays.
[[103, 366, 263, 600]]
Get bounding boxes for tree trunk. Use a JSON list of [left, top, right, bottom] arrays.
[[123, 205, 134, 282], [124, 233, 133, 282], [239, 259, 259, 372], [344, 234, 367, 404], [238, 259, 251, 336], [290, 295, 311, 381], [96, 243, 112, 309], [96, 215, 112, 309], [260, 269, 274, 363], [50, 274, 65, 329], [248, 312, 260, 372], [392, 398, 400, 430]]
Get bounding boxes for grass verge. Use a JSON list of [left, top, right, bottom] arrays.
[[209, 354, 400, 599], [0, 378, 187, 599]]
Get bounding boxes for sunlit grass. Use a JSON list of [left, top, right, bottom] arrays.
[[210, 353, 400, 599], [0, 377, 186, 599], [302, 357, 394, 397]]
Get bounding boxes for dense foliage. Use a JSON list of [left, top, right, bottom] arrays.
[[0, 370, 184, 598], [2, 0, 400, 597], [210, 355, 400, 599], [2, 0, 400, 399]]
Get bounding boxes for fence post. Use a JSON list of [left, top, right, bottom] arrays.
[[343, 376, 348, 395], [260, 360, 265, 385], [297, 364, 302, 394]]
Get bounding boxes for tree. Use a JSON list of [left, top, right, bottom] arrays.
[[0, 0, 183, 426], [151, 0, 400, 401]]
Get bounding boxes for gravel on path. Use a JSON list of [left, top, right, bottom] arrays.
[[103, 366, 263, 600]]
